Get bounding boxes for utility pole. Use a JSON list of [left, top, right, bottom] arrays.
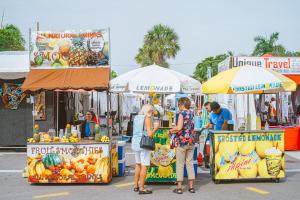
[[1, 9, 5, 29]]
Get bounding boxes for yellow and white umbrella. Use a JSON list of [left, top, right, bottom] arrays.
[[202, 65, 296, 94], [201, 65, 296, 130]]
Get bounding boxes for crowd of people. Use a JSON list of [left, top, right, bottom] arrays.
[[131, 97, 233, 195]]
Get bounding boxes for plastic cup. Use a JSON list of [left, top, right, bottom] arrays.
[[265, 147, 282, 176]]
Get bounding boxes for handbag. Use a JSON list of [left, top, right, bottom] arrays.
[[140, 132, 155, 151]]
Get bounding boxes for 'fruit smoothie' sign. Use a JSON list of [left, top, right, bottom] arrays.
[[30, 29, 109, 68], [211, 132, 285, 180], [27, 143, 111, 184]]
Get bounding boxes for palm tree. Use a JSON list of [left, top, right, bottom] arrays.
[[135, 24, 180, 68], [252, 32, 286, 56]]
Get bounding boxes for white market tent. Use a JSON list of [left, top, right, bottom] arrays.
[[110, 64, 201, 94], [0, 51, 30, 79]]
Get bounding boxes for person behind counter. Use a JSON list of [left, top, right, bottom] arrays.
[[208, 101, 232, 131], [170, 97, 195, 194], [80, 110, 97, 138]]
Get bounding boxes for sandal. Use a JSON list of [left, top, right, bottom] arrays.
[[139, 189, 152, 195], [188, 188, 195, 193], [173, 188, 183, 194], [133, 187, 139, 192]]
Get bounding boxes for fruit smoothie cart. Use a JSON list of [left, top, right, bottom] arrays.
[[27, 140, 112, 183], [22, 29, 113, 184], [209, 129, 285, 183]]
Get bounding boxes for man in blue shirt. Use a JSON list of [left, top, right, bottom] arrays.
[[209, 101, 232, 130]]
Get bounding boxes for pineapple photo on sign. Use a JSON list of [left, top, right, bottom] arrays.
[[30, 29, 109, 68]]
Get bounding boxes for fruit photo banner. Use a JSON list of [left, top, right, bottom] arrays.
[[30, 30, 109, 68], [27, 143, 111, 184], [210, 131, 285, 181]]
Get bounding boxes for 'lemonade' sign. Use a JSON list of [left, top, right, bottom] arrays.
[[211, 131, 285, 180]]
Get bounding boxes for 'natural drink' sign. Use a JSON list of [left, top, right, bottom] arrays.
[[30, 29, 109, 68]]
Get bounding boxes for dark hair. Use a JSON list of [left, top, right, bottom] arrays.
[[178, 97, 191, 109], [204, 101, 211, 106], [210, 101, 220, 111], [87, 110, 96, 120]]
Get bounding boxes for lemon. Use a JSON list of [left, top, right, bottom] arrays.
[[216, 163, 238, 180], [256, 140, 273, 158], [236, 155, 258, 178], [257, 159, 272, 178], [218, 141, 238, 162]]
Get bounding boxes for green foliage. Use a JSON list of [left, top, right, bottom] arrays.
[[135, 24, 180, 68], [0, 24, 25, 51], [111, 70, 118, 79], [193, 54, 229, 83], [252, 32, 286, 56]]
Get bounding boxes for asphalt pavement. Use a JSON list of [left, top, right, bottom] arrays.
[[0, 150, 300, 200]]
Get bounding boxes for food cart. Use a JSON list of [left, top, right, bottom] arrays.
[[210, 129, 285, 183], [27, 140, 111, 183], [22, 29, 113, 184], [201, 65, 296, 183]]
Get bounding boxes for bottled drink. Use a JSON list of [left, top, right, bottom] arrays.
[[59, 129, 64, 141], [264, 121, 269, 130]]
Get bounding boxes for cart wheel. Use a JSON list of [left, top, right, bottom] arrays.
[[213, 179, 220, 184], [275, 178, 280, 183]]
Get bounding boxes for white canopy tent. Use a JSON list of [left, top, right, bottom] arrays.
[[0, 51, 29, 79], [110, 64, 201, 94]]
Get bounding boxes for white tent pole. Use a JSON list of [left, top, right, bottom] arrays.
[[247, 94, 251, 130]]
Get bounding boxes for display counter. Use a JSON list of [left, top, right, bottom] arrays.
[[146, 128, 198, 183], [209, 129, 285, 183], [27, 140, 112, 184], [146, 128, 176, 183]]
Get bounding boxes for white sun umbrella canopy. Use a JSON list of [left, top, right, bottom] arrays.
[[110, 64, 201, 94]]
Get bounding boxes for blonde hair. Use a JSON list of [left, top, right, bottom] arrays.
[[139, 104, 154, 116]]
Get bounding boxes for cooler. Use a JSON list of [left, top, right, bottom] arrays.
[[118, 141, 126, 160], [118, 159, 126, 177]]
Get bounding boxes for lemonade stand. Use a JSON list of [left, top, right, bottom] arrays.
[[210, 130, 285, 183], [201, 65, 297, 183]]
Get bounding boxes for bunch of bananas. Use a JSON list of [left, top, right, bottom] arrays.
[[61, 136, 70, 143], [28, 160, 46, 177], [61, 135, 79, 143], [69, 135, 79, 143], [53, 137, 60, 142], [100, 136, 110, 143], [95, 157, 110, 182], [27, 138, 37, 143], [43, 134, 51, 143]]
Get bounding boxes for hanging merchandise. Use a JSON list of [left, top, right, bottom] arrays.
[[34, 91, 46, 120], [1, 83, 26, 110]]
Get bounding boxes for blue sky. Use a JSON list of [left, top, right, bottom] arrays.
[[1, 0, 299, 75]]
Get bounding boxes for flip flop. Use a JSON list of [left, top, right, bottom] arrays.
[[139, 189, 152, 195], [188, 188, 195, 193], [133, 187, 139, 192], [173, 188, 183, 194]]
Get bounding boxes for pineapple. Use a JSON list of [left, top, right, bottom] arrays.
[[68, 38, 87, 66], [86, 50, 99, 66]]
